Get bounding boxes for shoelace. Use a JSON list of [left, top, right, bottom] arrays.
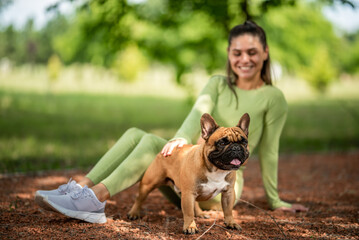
[[58, 178, 77, 194], [70, 185, 92, 200]]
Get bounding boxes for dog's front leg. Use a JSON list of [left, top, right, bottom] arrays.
[[181, 191, 198, 234], [221, 187, 241, 230]]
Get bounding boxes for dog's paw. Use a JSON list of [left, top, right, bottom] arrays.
[[183, 221, 198, 234], [127, 211, 140, 220], [183, 226, 198, 235], [224, 221, 242, 230]]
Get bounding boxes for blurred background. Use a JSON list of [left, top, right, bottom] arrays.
[[0, 0, 358, 173]]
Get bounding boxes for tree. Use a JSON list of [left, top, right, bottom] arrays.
[[50, 0, 304, 85], [0, 14, 69, 65], [0, 0, 12, 15], [0, 25, 17, 61], [340, 31, 359, 74], [53, 0, 133, 66], [1, 0, 356, 94], [49, 0, 355, 85], [304, 46, 337, 93]]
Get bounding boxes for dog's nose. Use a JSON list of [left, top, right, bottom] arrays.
[[232, 144, 241, 151]]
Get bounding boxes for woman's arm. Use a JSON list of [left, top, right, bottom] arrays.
[[258, 89, 291, 210], [161, 76, 221, 156], [256, 88, 308, 212]]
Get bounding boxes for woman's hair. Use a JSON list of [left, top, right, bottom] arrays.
[[226, 21, 272, 97]]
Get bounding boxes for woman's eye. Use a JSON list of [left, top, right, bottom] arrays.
[[232, 51, 241, 57]]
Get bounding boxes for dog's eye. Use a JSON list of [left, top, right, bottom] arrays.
[[241, 138, 248, 145], [217, 138, 230, 147]]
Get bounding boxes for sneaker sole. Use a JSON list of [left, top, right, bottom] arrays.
[[34, 192, 56, 211], [44, 197, 107, 224]]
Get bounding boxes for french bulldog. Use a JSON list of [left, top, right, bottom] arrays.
[[128, 113, 250, 234]]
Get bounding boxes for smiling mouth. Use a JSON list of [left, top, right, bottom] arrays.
[[239, 66, 253, 71]]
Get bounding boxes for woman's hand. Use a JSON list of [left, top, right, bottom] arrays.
[[275, 203, 309, 213], [161, 139, 187, 157]]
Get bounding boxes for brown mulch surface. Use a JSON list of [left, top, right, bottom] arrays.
[[1, 152, 359, 239]]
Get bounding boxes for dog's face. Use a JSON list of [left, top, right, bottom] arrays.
[[201, 113, 250, 171]]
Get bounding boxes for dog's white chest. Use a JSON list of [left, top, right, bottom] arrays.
[[199, 171, 230, 200]]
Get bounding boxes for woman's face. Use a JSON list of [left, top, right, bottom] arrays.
[[228, 34, 268, 82]]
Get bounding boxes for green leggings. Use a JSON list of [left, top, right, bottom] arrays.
[[86, 128, 244, 209]]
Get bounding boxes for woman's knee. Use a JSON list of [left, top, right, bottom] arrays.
[[123, 127, 146, 138], [141, 133, 167, 149]]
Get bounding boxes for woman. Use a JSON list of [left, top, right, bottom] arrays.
[[35, 21, 308, 224]]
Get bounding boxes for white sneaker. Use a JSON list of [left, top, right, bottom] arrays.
[[44, 186, 107, 224], [35, 178, 82, 210]]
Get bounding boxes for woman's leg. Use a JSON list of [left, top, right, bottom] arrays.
[[234, 169, 244, 202], [199, 168, 244, 210], [158, 186, 181, 208], [100, 133, 167, 197], [41, 130, 172, 224], [85, 128, 147, 186], [35, 128, 146, 210], [87, 130, 180, 203]]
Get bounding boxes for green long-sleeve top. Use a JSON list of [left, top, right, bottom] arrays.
[[172, 75, 291, 210]]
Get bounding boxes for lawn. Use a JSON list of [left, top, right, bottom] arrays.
[[282, 97, 359, 153], [0, 91, 191, 173], [1, 89, 358, 174]]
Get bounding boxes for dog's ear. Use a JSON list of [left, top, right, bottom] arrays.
[[237, 113, 250, 136], [201, 113, 219, 141]]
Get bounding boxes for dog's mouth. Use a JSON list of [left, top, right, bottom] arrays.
[[227, 157, 245, 170], [223, 157, 245, 170], [208, 155, 247, 170], [230, 158, 242, 166]]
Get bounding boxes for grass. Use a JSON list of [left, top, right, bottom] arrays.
[[281, 98, 359, 153], [0, 65, 358, 173], [1, 90, 358, 174], [0, 91, 191, 173]]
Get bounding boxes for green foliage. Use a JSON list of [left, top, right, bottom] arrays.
[[111, 44, 149, 82], [39, 14, 69, 62], [257, 2, 350, 92], [302, 46, 337, 93], [51, 0, 327, 84], [0, 15, 69, 65], [49, 0, 358, 88], [258, 2, 339, 73], [0, 0, 358, 90], [47, 54, 62, 81], [52, 19, 83, 64], [0, 25, 17, 61], [54, 0, 131, 66], [132, 1, 228, 84], [340, 31, 359, 74]]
